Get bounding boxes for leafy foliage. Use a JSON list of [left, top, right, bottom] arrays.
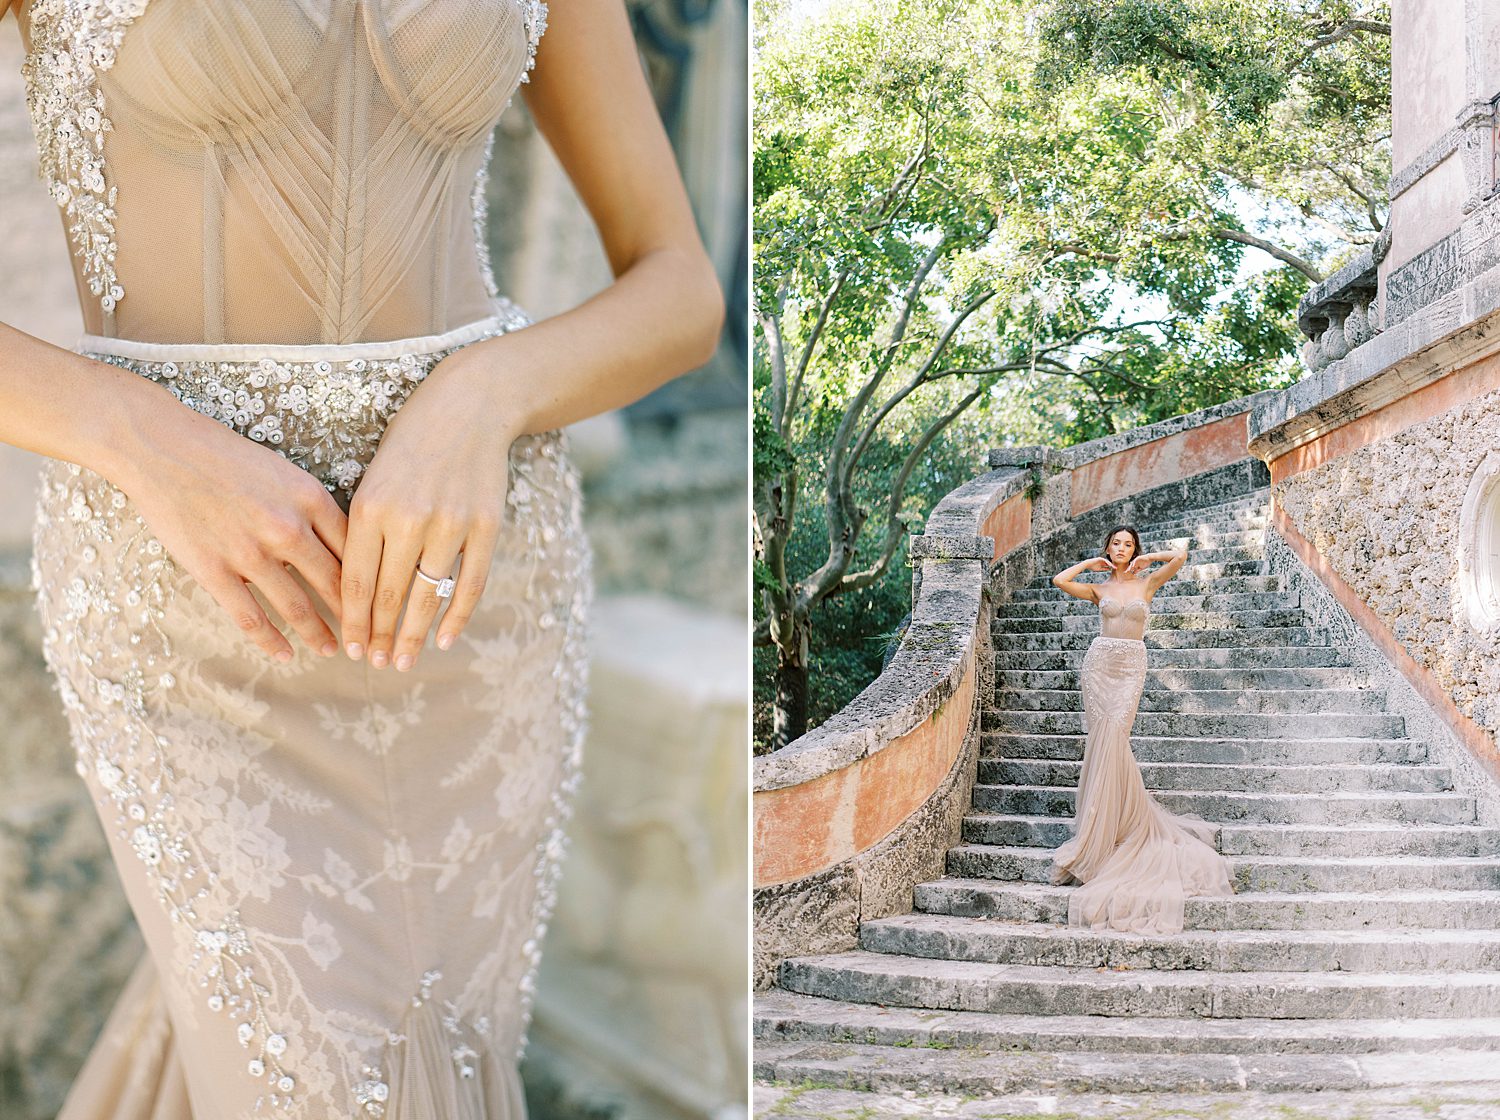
[[752, 0, 1389, 749]]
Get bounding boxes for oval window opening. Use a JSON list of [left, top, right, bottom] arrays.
[[1460, 449, 1500, 635]]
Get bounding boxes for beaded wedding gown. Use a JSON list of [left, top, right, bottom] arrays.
[[17, 1, 592, 1116], [1050, 590, 1234, 934]]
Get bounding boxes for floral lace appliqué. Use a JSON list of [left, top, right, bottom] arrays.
[[20, 0, 151, 321]]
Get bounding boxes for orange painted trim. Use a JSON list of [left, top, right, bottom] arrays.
[[982, 492, 1031, 560], [1269, 349, 1500, 485], [752, 648, 977, 888], [1071, 413, 1251, 517], [1274, 506, 1500, 783]]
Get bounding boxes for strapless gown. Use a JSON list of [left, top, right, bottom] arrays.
[[1050, 593, 1235, 934], [18, 0, 592, 1116]]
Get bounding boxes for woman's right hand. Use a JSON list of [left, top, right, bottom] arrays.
[[110, 400, 349, 663]]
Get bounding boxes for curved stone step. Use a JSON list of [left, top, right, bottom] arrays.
[[915, 879, 1500, 930], [997, 609, 1310, 635], [961, 815, 1500, 858], [997, 666, 1364, 690], [982, 733, 1428, 766], [754, 989, 1500, 1055], [972, 785, 1474, 825], [753, 1038, 1500, 1095], [979, 759, 1451, 794], [1001, 591, 1298, 618], [1067, 546, 1265, 568], [946, 845, 1500, 894], [857, 912, 1500, 973], [985, 709, 1405, 739], [995, 626, 1331, 652], [1013, 574, 1282, 600], [992, 687, 1387, 715], [777, 951, 1500, 1019], [993, 645, 1352, 671]]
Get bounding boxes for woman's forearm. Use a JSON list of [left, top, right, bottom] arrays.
[[437, 244, 724, 435], [0, 320, 180, 489]]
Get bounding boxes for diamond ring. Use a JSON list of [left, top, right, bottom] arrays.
[[414, 566, 455, 599]]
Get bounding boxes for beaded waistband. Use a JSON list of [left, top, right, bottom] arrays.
[[75, 297, 532, 363]]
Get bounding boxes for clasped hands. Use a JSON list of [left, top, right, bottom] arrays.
[[124, 339, 524, 672]]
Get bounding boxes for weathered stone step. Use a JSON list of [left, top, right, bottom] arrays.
[[1067, 545, 1265, 568], [962, 815, 1500, 858], [753, 1038, 1500, 1095], [996, 608, 1309, 634], [1012, 575, 1283, 600], [915, 879, 1500, 930], [971, 785, 1475, 825], [983, 732, 1428, 766], [997, 666, 1364, 691], [1136, 490, 1271, 524], [979, 758, 1450, 794], [993, 645, 1351, 671], [1000, 591, 1298, 618], [995, 625, 1331, 652], [1141, 513, 1270, 540], [777, 951, 1500, 1019], [985, 709, 1405, 739], [946, 845, 1500, 894], [857, 912, 1500, 974], [992, 687, 1387, 715], [754, 989, 1500, 1056]]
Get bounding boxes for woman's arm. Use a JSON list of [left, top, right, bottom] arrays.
[[1052, 556, 1111, 602], [340, 0, 725, 670], [430, 0, 724, 431], [1138, 547, 1189, 593], [0, 322, 350, 661]]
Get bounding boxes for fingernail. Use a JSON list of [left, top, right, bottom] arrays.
[[321, 640, 338, 657], [371, 650, 388, 668], [396, 654, 413, 671], [275, 649, 293, 663], [346, 642, 364, 660], [437, 633, 453, 650]]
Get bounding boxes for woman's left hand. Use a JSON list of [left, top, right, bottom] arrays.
[[339, 350, 524, 670], [1125, 555, 1154, 576]]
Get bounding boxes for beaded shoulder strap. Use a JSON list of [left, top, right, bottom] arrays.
[[20, 0, 152, 328], [519, 0, 549, 83]]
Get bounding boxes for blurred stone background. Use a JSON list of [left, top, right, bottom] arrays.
[[0, 1, 747, 1117]]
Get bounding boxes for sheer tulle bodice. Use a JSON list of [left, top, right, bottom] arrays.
[[19, 0, 546, 345], [1098, 589, 1149, 641]]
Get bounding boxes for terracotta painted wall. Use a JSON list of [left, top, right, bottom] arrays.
[[752, 648, 976, 888], [982, 492, 1031, 560], [1269, 349, 1500, 484], [1071, 412, 1250, 516]]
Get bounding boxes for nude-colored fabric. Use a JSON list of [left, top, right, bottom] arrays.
[[1051, 596, 1235, 935], [17, 1, 598, 1117], [19, 0, 543, 345]]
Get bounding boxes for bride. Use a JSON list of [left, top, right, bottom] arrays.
[[1047, 525, 1235, 935], [0, 0, 724, 1116]]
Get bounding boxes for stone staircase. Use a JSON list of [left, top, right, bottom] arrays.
[[754, 485, 1500, 1096]]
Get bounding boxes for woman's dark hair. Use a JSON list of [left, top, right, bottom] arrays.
[[1102, 525, 1142, 563]]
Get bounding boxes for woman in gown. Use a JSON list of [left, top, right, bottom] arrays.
[[0, 0, 724, 1115], [1048, 526, 1235, 935]]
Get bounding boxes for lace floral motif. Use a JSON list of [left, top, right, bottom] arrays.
[[34, 328, 592, 1113], [20, 0, 151, 319], [30, 461, 306, 1110]]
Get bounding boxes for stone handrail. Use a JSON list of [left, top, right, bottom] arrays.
[[1295, 225, 1391, 373]]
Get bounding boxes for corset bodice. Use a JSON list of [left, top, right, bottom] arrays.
[[18, 0, 548, 345], [1098, 589, 1150, 641]]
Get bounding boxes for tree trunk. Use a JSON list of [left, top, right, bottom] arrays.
[[771, 625, 810, 751]]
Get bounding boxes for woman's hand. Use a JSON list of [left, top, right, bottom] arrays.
[[115, 402, 349, 662], [339, 352, 523, 670], [1126, 555, 1155, 575]]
